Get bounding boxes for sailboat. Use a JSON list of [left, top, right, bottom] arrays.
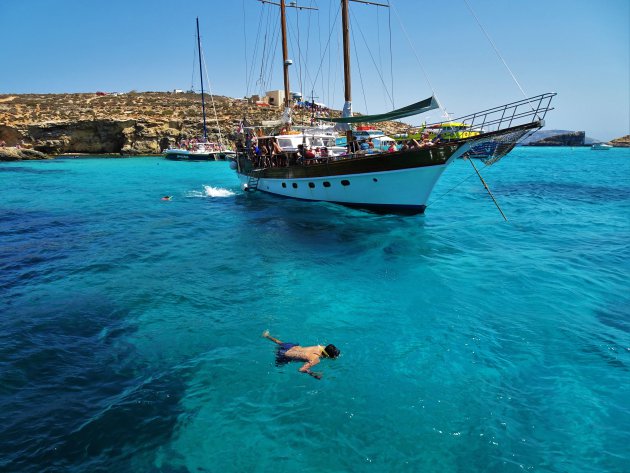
[[164, 18, 235, 162], [233, 0, 555, 215]]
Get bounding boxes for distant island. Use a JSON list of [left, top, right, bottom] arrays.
[[521, 129, 629, 147], [1, 92, 628, 160]]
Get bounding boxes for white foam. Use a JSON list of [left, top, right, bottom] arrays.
[[187, 185, 236, 198]]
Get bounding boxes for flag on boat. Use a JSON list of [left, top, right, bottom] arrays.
[[321, 96, 439, 124]]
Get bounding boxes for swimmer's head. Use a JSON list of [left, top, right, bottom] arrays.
[[323, 344, 340, 358]]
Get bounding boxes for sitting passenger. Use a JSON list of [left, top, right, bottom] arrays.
[[320, 146, 329, 158], [387, 142, 397, 153], [272, 138, 283, 155]]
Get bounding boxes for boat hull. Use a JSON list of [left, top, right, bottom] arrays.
[[164, 150, 236, 161], [238, 165, 450, 214], [236, 143, 467, 214]]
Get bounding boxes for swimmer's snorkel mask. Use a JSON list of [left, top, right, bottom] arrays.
[[323, 344, 340, 359]]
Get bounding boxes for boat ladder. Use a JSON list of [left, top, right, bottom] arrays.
[[245, 174, 260, 192]]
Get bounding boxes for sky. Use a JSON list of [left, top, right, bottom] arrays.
[[1, 0, 628, 140]]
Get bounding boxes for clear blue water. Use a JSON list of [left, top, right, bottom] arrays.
[[1, 147, 629, 472]]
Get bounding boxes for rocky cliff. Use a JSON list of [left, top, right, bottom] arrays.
[[527, 131, 585, 147], [0, 92, 409, 158], [610, 135, 630, 147]]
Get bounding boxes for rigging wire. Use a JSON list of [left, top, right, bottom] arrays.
[[389, 1, 447, 117], [425, 160, 496, 208], [295, 5, 303, 97], [243, 0, 249, 97], [350, 16, 369, 114], [190, 32, 198, 92], [387, 1, 394, 109], [349, 8, 394, 107], [462, 0, 535, 112], [246, 3, 266, 96], [200, 43, 224, 149], [308, 2, 341, 102]]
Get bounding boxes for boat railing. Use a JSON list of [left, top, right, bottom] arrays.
[[430, 93, 556, 137]]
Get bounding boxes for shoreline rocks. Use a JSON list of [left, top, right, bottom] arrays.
[[0, 147, 50, 161]]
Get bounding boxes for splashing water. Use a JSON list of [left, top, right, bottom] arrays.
[[187, 185, 236, 198]]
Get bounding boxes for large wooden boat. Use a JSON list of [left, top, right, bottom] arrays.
[[234, 0, 555, 214]]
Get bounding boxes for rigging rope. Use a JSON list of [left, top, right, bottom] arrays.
[[390, 1, 447, 117], [349, 8, 394, 107], [462, 0, 535, 112], [387, 1, 394, 109], [308, 2, 341, 102], [243, 0, 250, 97], [350, 17, 369, 114], [200, 45, 224, 149], [246, 3, 266, 97], [190, 32, 197, 92]]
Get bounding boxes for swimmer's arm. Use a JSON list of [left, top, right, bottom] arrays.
[[299, 358, 321, 379]]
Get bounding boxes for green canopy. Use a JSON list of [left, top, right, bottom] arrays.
[[321, 96, 438, 124]]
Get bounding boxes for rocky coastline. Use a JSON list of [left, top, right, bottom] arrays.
[[0, 92, 403, 161], [1, 93, 628, 160]]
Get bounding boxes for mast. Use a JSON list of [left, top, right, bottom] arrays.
[[280, 0, 291, 110], [279, 0, 292, 127], [341, 0, 352, 110], [196, 17, 208, 141], [341, 0, 353, 143]]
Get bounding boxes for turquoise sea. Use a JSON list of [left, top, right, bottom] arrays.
[[1, 147, 629, 472]]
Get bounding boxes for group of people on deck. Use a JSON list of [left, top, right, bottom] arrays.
[[241, 130, 439, 169], [349, 131, 438, 155]]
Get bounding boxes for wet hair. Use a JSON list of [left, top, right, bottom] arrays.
[[323, 344, 340, 358]]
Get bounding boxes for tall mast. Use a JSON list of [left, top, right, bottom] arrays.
[[341, 0, 352, 108], [341, 0, 353, 143], [280, 0, 291, 111], [196, 17, 208, 141]]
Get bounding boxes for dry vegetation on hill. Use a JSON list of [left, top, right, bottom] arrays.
[[0, 92, 410, 157]]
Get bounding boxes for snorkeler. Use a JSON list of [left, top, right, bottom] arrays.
[[262, 330, 340, 380], [161, 195, 172, 201]]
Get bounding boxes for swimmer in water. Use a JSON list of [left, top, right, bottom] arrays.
[[161, 196, 172, 201], [262, 330, 340, 379]]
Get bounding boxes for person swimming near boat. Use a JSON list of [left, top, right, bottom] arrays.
[[161, 195, 172, 201], [262, 330, 340, 379]]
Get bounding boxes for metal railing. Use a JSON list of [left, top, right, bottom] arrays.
[[428, 92, 556, 136]]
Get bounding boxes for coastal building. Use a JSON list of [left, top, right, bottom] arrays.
[[265, 90, 284, 107]]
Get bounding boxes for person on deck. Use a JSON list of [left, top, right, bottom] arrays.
[[262, 330, 340, 379]]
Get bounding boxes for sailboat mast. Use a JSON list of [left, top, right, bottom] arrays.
[[341, 0, 353, 144], [280, 1, 291, 112], [341, 0, 352, 107], [196, 17, 208, 141]]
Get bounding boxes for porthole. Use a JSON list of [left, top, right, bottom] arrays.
[[341, 180, 350, 186], [292, 183, 298, 189], [282, 182, 287, 188], [323, 181, 331, 187], [308, 182, 315, 188]]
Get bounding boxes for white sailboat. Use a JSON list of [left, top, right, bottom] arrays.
[[233, 0, 555, 214], [164, 18, 235, 162]]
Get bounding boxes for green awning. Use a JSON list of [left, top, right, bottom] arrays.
[[321, 96, 438, 124]]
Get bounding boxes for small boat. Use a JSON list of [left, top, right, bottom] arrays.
[[396, 122, 481, 142], [164, 143, 236, 161], [164, 18, 233, 162], [591, 143, 612, 150]]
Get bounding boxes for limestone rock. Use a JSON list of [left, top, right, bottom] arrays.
[[610, 135, 630, 148]]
